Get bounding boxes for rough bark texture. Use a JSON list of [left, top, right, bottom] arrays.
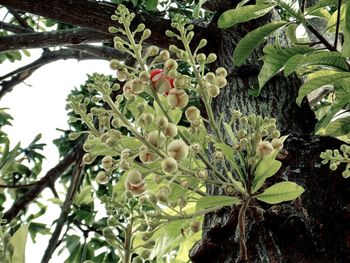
[[189, 5, 350, 263]]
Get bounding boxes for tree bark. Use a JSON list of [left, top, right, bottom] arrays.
[[190, 8, 350, 263]]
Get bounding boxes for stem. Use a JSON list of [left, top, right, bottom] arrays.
[[238, 199, 250, 262], [334, 0, 342, 49], [124, 220, 133, 263], [179, 29, 222, 143]]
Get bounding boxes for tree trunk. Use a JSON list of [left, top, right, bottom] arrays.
[[190, 11, 350, 263]]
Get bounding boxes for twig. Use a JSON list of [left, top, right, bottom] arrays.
[[41, 148, 85, 263], [334, 0, 342, 49], [3, 140, 84, 222], [0, 182, 38, 189]]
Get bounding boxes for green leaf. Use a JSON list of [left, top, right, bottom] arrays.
[[218, 4, 275, 29], [74, 185, 93, 205], [258, 45, 313, 90], [276, 0, 303, 20], [326, 4, 345, 32], [233, 21, 288, 66], [144, 0, 158, 11], [325, 116, 350, 137], [28, 222, 51, 242], [252, 158, 282, 193], [296, 72, 350, 105], [193, 0, 207, 19], [284, 51, 349, 76], [315, 101, 347, 132], [256, 181, 304, 204], [342, 0, 350, 56], [196, 195, 241, 212], [11, 224, 29, 263]]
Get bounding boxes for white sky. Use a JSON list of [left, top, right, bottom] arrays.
[[1, 49, 114, 262]]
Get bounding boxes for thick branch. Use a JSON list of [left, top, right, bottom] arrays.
[[0, 0, 176, 48], [0, 28, 110, 52], [3, 141, 84, 222]]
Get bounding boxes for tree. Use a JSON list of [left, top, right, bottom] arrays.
[[0, 0, 349, 262]]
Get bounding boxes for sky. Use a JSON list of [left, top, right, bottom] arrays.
[[1, 49, 114, 262]]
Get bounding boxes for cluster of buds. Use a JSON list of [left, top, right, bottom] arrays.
[[203, 68, 228, 98], [320, 144, 350, 178]]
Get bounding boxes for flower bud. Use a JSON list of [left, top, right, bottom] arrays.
[[271, 130, 281, 139], [167, 89, 189, 109], [157, 192, 168, 204], [164, 59, 178, 70], [197, 170, 207, 179], [119, 159, 130, 170], [162, 123, 178, 137], [256, 141, 274, 157], [147, 45, 159, 56], [142, 240, 156, 249], [233, 110, 242, 120], [109, 129, 122, 140], [121, 149, 130, 159], [205, 72, 215, 83], [198, 38, 207, 49], [131, 79, 144, 93], [111, 118, 121, 128], [83, 153, 96, 165], [109, 59, 119, 70], [96, 171, 110, 184], [139, 150, 156, 163], [156, 116, 168, 130], [141, 250, 151, 259], [161, 157, 178, 174], [185, 106, 201, 122], [147, 130, 166, 148], [207, 84, 220, 97], [136, 23, 146, 32], [196, 53, 206, 63], [117, 68, 128, 81], [139, 71, 150, 82], [214, 75, 227, 88], [107, 217, 119, 227], [180, 179, 189, 188], [190, 220, 201, 233], [174, 77, 186, 89], [102, 156, 114, 171], [125, 170, 146, 195], [159, 50, 170, 61], [206, 53, 217, 63], [167, 139, 189, 161], [215, 67, 227, 77], [191, 143, 201, 153], [142, 28, 151, 39], [271, 138, 283, 149]]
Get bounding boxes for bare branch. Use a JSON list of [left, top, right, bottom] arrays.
[[3, 140, 84, 222], [0, 28, 111, 52], [0, 49, 102, 99], [0, 21, 32, 33], [41, 150, 85, 263], [66, 44, 123, 60], [6, 6, 32, 29]]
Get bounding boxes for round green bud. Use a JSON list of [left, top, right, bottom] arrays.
[[141, 250, 151, 259], [165, 59, 178, 70], [330, 163, 337, 171], [161, 157, 178, 174], [147, 45, 159, 56], [159, 50, 170, 61], [214, 75, 227, 88], [185, 106, 201, 122], [256, 141, 274, 157], [138, 223, 148, 232], [83, 153, 96, 165], [142, 28, 151, 39], [96, 171, 110, 184], [196, 53, 206, 63], [102, 156, 114, 171], [109, 59, 119, 70], [197, 170, 207, 179], [342, 170, 350, 178], [139, 71, 150, 83], [156, 116, 169, 130], [206, 53, 217, 63], [136, 23, 146, 32], [167, 139, 189, 161], [207, 84, 220, 97], [190, 220, 201, 233], [205, 72, 216, 83], [271, 130, 281, 139], [215, 67, 227, 77]]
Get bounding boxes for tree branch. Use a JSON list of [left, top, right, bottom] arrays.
[[0, 0, 187, 48], [41, 149, 85, 263], [0, 47, 121, 100], [0, 21, 32, 33], [0, 28, 111, 52], [3, 140, 84, 222]]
